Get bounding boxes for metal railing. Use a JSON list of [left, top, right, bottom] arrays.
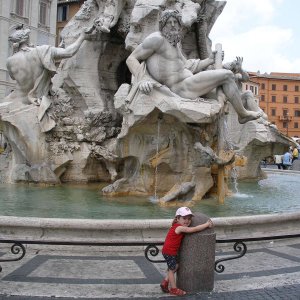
[[0, 233, 299, 273]]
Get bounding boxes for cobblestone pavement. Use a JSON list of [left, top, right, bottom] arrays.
[[0, 239, 299, 299]]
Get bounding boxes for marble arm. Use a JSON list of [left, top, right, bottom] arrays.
[[52, 31, 86, 59], [185, 57, 214, 73], [186, 52, 216, 74], [126, 54, 143, 78]]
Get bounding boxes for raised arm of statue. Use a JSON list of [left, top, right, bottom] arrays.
[[53, 29, 88, 59]]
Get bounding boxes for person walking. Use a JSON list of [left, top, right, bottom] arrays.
[[282, 151, 292, 170], [292, 146, 299, 163], [160, 207, 213, 296]]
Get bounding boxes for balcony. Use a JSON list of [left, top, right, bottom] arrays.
[[279, 115, 293, 121]]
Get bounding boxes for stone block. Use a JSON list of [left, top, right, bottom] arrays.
[[292, 159, 300, 171], [177, 213, 215, 293]]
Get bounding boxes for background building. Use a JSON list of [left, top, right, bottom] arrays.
[[241, 79, 260, 105], [56, 0, 84, 46], [250, 72, 300, 138], [0, 0, 57, 101]]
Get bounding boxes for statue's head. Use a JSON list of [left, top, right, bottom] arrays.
[[159, 10, 182, 46], [159, 10, 182, 31], [9, 28, 31, 51]]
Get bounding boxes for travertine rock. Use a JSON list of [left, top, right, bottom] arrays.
[[0, 0, 291, 202]]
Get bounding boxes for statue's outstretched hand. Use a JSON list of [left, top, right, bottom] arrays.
[[139, 80, 153, 94]]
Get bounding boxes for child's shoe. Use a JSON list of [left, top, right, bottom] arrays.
[[160, 279, 169, 293], [169, 287, 186, 296]]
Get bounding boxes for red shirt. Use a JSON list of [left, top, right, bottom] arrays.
[[162, 223, 184, 255]]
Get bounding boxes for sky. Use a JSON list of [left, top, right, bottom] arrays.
[[209, 0, 300, 73]]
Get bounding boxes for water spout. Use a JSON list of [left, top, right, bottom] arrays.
[[231, 166, 239, 194]]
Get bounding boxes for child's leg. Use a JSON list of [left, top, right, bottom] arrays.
[[168, 269, 176, 288], [168, 264, 178, 289]]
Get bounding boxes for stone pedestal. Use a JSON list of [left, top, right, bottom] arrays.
[[177, 213, 215, 292], [292, 159, 300, 171]]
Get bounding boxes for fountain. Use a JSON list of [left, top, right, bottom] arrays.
[[0, 0, 293, 208]]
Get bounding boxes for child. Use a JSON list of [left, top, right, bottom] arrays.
[[160, 206, 213, 296]]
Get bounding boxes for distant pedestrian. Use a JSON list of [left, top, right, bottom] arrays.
[[282, 151, 292, 170], [292, 146, 299, 163], [160, 207, 213, 296], [274, 155, 283, 169]]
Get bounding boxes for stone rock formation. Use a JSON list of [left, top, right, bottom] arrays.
[[0, 0, 292, 203]]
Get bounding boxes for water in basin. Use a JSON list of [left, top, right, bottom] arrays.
[[0, 172, 299, 219]]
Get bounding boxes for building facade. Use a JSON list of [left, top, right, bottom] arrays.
[[0, 0, 57, 101], [242, 80, 260, 105], [56, 0, 84, 46], [250, 72, 300, 137]]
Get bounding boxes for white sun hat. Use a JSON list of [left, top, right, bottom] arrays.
[[175, 207, 194, 217]]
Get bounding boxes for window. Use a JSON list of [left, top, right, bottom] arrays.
[[283, 96, 288, 103], [295, 96, 299, 104], [272, 95, 276, 102], [245, 84, 248, 90], [296, 85, 299, 92], [250, 86, 254, 92], [15, 0, 25, 15], [254, 87, 258, 95], [283, 109, 288, 116], [12, 0, 28, 17], [39, 0, 50, 26], [283, 84, 288, 91], [283, 122, 288, 128], [295, 110, 300, 117], [295, 122, 299, 129], [261, 83, 265, 89], [271, 108, 276, 116], [261, 95, 265, 101], [57, 5, 68, 22], [272, 84, 276, 90]]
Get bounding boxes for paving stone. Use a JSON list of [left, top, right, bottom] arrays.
[[0, 241, 299, 299]]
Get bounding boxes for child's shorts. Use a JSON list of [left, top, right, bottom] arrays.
[[162, 253, 178, 271]]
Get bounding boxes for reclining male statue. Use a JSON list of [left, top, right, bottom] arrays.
[[126, 10, 262, 124]]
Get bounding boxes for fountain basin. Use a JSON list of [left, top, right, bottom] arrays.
[[0, 171, 300, 219], [0, 212, 299, 244]]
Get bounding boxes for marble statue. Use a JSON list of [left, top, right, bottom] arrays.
[[223, 56, 268, 121], [6, 27, 89, 106], [0, 0, 293, 201], [126, 10, 262, 124], [90, 0, 127, 33]]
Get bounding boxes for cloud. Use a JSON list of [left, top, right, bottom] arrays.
[[212, 0, 280, 34], [210, 0, 297, 73], [218, 26, 293, 72]]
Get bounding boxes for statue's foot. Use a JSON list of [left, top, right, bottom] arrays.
[[238, 111, 263, 124]]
